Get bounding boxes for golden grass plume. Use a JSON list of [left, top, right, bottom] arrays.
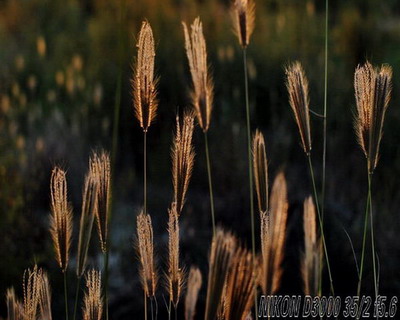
[[302, 196, 320, 296], [82, 269, 103, 320], [22, 265, 41, 320], [77, 163, 99, 278], [354, 61, 392, 173], [132, 20, 158, 132], [172, 111, 195, 214], [6, 288, 23, 320], [38, 271, 52, 320], [184, 266, 202, 320], [167, 202, 184, 307], [231, 0, 256, 48], [260, 172, 288, 295], [136, 211, 158, 298], [49, 167, 73, 272], [222, 248, 258, 320], [285, 61, 312, 155], [252, 129, 268, 215], [183, 17, 214, 132], [90, 150, 111, 253], [204, 228, 236, 320]]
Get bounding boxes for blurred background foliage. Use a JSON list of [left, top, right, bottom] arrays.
[[0, 0, 400, 318]]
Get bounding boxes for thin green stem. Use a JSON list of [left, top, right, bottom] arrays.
[[204, 132, 216, 237], [319, 0, 329, 297], [168, 300, 171, 320], [369, 173, 379, 319], [174, 305, 178, 320], [307, 155, 335, 296], [356, 172, 371, 303], [103, 250, 109, 320], [72, 276, 82, 320], [63, 271, 69, 320], [144, 131, 147, 214], [107, 1, 125, 318], [243, 47, 257, 315]]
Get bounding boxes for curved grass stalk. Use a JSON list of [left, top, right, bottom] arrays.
[[204, 132, 216, 237], [307, 155, 334, 296], [242, 47, 257, 315], [64, 271, 69, 320]]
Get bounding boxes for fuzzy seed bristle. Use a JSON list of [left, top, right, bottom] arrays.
[[260, 172, 288, 295], [132, 20, 158, 132], [167, 202, 184, 307], [205, 229, 236, 320], [232, 0, 256, 48], [286, 61, 312, 155], [90, 150, 111, 253], [136, 211, 157, 298], [22, 265, 41, 320], [253, 130, 268, 215], [172, 111, 195, 215], [183, 17, 214, 132], [302, 196, 320, 296], [82, 269, 103, 320], [184, 266, 202, 320], [50, 167, 73, 272]]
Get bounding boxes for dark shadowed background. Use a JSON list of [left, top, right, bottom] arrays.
[[0, 0, 400, 318]]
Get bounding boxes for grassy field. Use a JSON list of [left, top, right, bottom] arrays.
[[0, 0, 400, 319]]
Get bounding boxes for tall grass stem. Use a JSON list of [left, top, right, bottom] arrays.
[[64, 271, 69, 320], [307, 155, 334, 296], [242, 47, 257, 315], [72, 276, 82, 320], [204, 132, 216, 237], [320, 0, 329, 296], [356, 172, 371, 303], [144, 131, 147, 214], [369, 174, 379, 318], [144, 291, 147, 320]]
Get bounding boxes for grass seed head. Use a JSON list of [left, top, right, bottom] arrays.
[[232, 0, 256, 48]]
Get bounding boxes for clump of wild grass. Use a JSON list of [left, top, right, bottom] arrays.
[[260, 172, 288, 295], [6, 288, 23, 320], [182, 17, 216, 237], [172, 112, 195, 215], [302, 196, 320, 296], [82, 270, 103, 320], [231, 0, 255, 48], [184, 266, 202, 320], [6, 265, 52, 320], [221, 248, 258, 320], [204, 229, 236, 320], [354, 61, 392, 302]]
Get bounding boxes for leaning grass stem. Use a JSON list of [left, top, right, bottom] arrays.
[[243, 47, 257, 315], [72, 276, 82, 320], [356, 172, 371, 303], [64, 271, 69, 320], [319, 0, 329, 297], [144, 131, 147, 214], [369, 174, 379, 318], [103, 249, 110, 320], [204, 132, 216, 237], [307, 155, 334, 296]]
